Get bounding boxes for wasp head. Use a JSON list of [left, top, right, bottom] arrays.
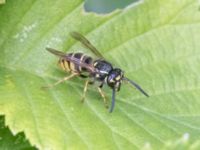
[[107, 68, 124, 91]]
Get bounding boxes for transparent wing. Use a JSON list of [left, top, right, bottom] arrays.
[[70, 31, 104, 59], [46, 47, 96, 73]]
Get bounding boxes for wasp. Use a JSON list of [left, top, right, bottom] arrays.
[[44, 32, 149, 112]]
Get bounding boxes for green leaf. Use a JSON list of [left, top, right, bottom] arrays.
[[0, 0, 200, 149], [0, 116, 36, 150], [0, 0, 5, 4]]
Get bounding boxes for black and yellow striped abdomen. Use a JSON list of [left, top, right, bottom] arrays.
[[58, 52, 93, 74]]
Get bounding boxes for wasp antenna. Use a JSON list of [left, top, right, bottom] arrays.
[[123, 77, 149, 97], [109, 89, 116, 113]]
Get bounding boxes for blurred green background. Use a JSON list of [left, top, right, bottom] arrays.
[[85, 0, 140, 14]]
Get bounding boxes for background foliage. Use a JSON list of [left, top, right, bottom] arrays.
[[0, 0, 5, 4], [0, 116, 36, 150], [84, 0, 140, 14], [0, 0, 200, 149]]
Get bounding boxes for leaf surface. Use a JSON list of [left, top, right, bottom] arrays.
[[0, 0, 200, 149]]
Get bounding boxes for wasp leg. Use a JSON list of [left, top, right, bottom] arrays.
[[97, 87, 109, 109], [81, 80, 90, 103], [81, 80, 94, 102], [42, 73, 78, 89]]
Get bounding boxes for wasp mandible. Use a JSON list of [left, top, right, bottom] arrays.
[[44, 32, 149, 113]]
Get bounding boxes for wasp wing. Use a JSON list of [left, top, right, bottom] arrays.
[[46, 47, 96, 73], [70, 32, 104, 59], [46, 47, 67, 57]]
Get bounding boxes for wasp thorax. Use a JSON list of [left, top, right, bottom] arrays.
[[107, 68, 124, 91], [93, 60, 113, 81]]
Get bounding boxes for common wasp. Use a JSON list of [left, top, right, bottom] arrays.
[[44, 32, 149, 113]]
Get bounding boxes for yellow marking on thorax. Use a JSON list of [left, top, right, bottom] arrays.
[[115, 75, 121, 81]]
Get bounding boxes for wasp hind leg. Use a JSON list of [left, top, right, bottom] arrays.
[[42, 73, 78, 89], [97, 86, 109, 109], [81, 80, 91, 102], [81, 80, 95, 102]]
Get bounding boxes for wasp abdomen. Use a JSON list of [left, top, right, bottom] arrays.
[[58, 52, 93, 74]]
